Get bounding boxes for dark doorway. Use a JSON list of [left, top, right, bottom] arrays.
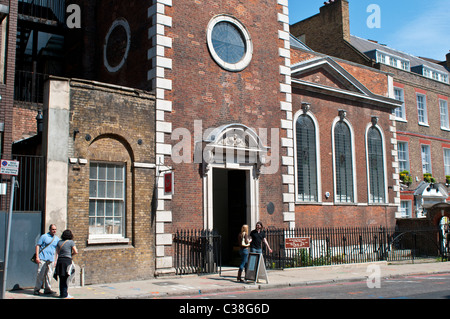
[[213, 168, 247, 265]]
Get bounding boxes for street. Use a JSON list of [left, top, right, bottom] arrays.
[[161, 273, 450, 299]]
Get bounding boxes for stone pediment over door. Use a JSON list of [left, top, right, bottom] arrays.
[[201, 123, 269, 174]]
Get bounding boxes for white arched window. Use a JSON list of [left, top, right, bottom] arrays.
[[294, 111, 320, 202], [332, 116, 356, 203], [366, 123, 387, 203]]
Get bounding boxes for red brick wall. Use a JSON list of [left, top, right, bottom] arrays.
[[12, 105, 39, 142], [0, 0, 18, 155], [165, 1, 287, 231], [338, 60, 388, 96], [291, 88, 397, 228]]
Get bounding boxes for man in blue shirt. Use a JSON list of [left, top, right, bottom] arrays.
[[33, 224, 60, 295]]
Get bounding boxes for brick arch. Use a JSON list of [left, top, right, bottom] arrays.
[[428, 203, 450, 226], [88, 127, 136, 162]]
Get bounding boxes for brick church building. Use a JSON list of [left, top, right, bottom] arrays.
[[3, 0, 402, 285]]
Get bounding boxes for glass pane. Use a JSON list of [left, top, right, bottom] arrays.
[[98, 181, 106, 198], [115, 202, 123, 217], [89, 165, 97, 179], [98, 164, 106, 179], [89, 201, 95, 217], [116, 166, 123, 180], [211, 22, 245, 64], [107, 181, 115, 198], [107, 165, 115, 180], [105, 201, 114, 216], [89, 180, 97, 197], [96, 218, 104, 226], [97, 200, 105, 217], [115, 182, 123, 198]]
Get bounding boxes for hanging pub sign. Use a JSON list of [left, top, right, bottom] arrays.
[[164, 171, 174, 195]]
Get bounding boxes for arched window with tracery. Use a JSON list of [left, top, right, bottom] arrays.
[[295, 114, 318, 202], [367, 126, 386, 203], [334, 120, 354, 203]]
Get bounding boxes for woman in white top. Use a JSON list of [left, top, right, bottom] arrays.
[[237, 224, 251, 282]]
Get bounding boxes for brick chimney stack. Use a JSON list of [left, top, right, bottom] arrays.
[[320, 0, 350, 42], [290, 0, 351, 56], [446, 52, 450, 69]]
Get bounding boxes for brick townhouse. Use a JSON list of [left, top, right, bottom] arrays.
[[3, 0, 402, 285], [291, 0, 450, 228]]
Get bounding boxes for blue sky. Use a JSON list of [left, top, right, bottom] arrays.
[[288, 0, 450, 61]]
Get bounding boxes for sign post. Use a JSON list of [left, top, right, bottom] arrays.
[[0, 159, 19, 299]]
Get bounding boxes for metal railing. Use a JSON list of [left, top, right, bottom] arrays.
[[173, 229, 222, 275], [14, 71, 46, 104], [263, 226, 445, 270], [0, 155, 45, 213], [18, 0, 66, 24]]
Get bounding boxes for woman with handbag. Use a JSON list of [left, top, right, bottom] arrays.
[[54, 229, 78, 299], [237, 225, 251, 282]]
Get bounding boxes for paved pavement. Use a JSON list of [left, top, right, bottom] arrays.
[[4, 260, 450, 299]]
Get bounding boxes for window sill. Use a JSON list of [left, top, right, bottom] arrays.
[[87, 237, 130, 245]]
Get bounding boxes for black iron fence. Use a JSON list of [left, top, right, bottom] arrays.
[[263, 226, 446, 270], [173, 226, 447, 275], [0, 155, 45, 213], [173, 229, 222, 275]]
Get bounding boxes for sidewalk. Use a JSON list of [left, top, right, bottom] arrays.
[[5, 260, 450, 299]]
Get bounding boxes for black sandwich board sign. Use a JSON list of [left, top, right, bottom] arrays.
[[245, 253, 268, 284]]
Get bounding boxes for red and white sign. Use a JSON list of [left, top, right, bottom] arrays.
[[285, 237, 310, 249], [0, 160, 19, 176]]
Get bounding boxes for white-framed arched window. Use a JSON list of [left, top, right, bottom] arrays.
[[366, 121, 388, 203], [294, 108, 321, 202], [332, 114, 356, 203]]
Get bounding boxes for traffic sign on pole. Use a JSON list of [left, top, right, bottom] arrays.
[[0, 159, 19, 299], [0, 160, 19, 176]]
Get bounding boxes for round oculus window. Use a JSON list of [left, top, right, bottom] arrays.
[[103, 18, 131, 73], [207, 15, 252, 72]]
